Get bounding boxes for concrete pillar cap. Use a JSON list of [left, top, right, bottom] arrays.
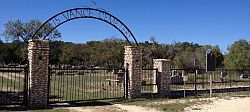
[[153, 59, 171, 61]]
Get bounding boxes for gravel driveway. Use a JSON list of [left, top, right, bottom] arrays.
[[185, 97, 250, 112]]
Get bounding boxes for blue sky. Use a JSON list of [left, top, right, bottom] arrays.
[[0, 0, 249, 53]]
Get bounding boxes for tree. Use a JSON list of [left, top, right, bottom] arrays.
[[49, 41, 64, 64], [211, 45, 224, 68], [173, 46, 197, 68], [0, 43, 8, 63], [171, 42, 223, 69], [149, 36, 157, 44], [224, 39, 250, 69], [88, 37, 125, 68], [3, 19, 61, 42], [0, 42, 22, 64]]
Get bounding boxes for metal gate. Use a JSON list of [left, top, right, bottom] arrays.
[[141, 69, 158, 93], [48, 66, 127, 103], [0, 65, 28, 106]]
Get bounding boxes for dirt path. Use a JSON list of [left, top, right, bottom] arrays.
[[185, 97, 250, 112], [113, 104, 162, 112], [55, 96, 250, 112], [66, 104, 162, 112]]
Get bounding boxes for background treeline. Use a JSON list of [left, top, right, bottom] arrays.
[[1, 20, 249, 69], [1, 37, 249, 69]]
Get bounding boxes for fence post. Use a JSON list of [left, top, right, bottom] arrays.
[[229, 71, 232, 87], [153, 59, 171, 97], [152, 69, 158, 93], [202, 70, 205, 89], [47, 66, 51, 105], [195, 69, 197, 92], [23, 64, 28, 106], [27, 39, 50, 108], [124, 63, 129, 98], [124, 46, 142, 99]]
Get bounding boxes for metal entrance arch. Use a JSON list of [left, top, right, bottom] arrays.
[[29, 7, 139, 103], [31, 8, 139, 46]]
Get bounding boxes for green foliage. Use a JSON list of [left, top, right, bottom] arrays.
[[48, 37, 127, 68], [3, 19, 61, 42], [0, 41, 26, 64], [2, 19, 247, 69], [172, 44, 224, 69], [173, 46, 196, 68], [224, 39, 250, 69], [49, 41, 64, 64], [0, 37, 226, 69]]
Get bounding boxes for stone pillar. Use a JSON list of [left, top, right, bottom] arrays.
[[27, 39, 49, 108], [153, 59, 171, 97], [124, 46, 142, 98]]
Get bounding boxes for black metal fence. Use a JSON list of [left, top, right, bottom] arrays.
[[170, 68, 250, 91], [141, 69, 158, 93], [0, 65, 28, 106], [48, 66, 127, 103]]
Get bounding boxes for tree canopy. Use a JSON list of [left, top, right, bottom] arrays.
[[3, 19, 61, 42], [224, 39, 250, 69], [1, 19, 248, 69], [1, 37, 248, 70]]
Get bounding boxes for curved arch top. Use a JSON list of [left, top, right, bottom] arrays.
[[32, 8, 139, 46]]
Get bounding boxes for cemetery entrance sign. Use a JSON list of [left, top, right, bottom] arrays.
[[28, 7, 140, 105], [32, 8, 139, 46]]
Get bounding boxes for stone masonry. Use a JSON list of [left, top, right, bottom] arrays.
[[153, 59, 171, 97], [124, 46, 142, 98], [28, 39, 49, 108]]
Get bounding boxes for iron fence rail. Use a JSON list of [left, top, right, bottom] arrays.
[[170, 68, 250, 91], [141, 69, 158, 93], [0, 65, 28, 106], [48, 66, 126, 103]]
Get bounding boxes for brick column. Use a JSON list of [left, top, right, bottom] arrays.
[[27, 39, 49, 108], [153, 59, 171, 97], [124, 46, 142, 98]]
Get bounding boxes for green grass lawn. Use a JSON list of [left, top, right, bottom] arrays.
[[29, 109, 70, 112], [49, 71, 124, 102], [0, 73, 24, 91]]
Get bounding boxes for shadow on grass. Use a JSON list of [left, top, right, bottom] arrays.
[[0, 101, 113, 111], [0, 91, 24, 103], [57, 101, 113, 107], [1, 88, 250, 111], [0, 91, 27, 111], [166, 87, 250, 99]]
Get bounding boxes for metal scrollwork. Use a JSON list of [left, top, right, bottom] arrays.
[[32, 8, 138, 46]]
